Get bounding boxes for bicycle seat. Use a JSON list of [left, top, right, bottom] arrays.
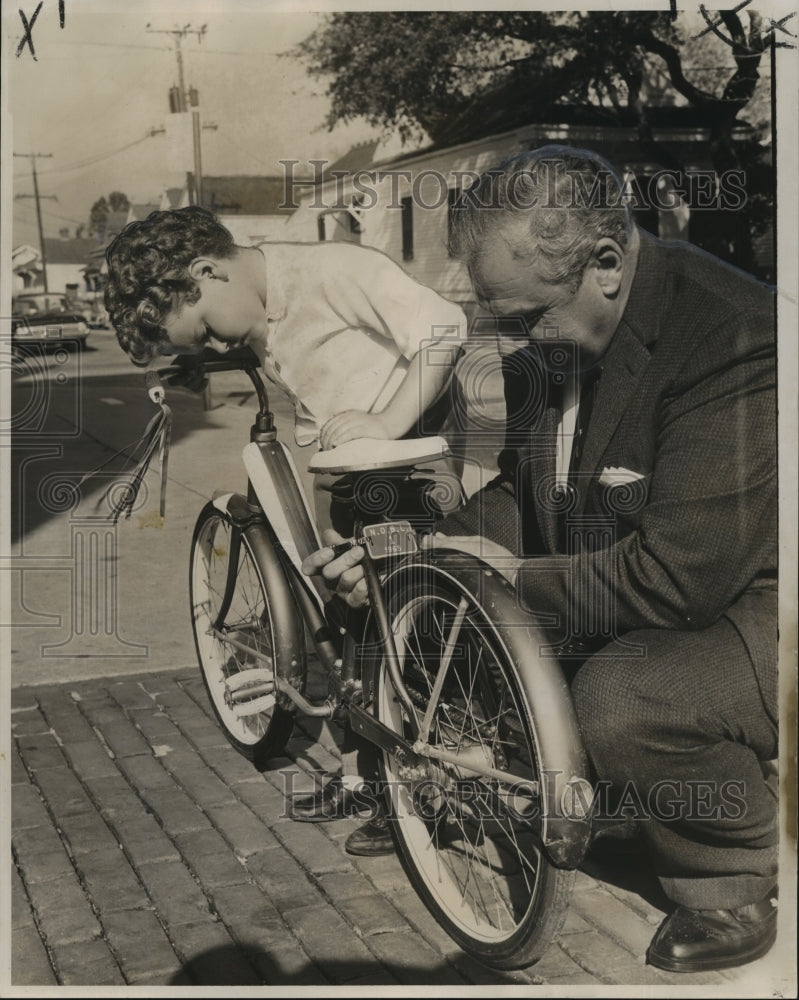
[[307, 436, 451, 475]]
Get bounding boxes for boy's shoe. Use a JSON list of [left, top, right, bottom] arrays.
[[345, 809, 394, 857], [647, 892, 778, 972], [289, 776, 377, 823]]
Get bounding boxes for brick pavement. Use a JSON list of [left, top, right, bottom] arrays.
[[9, 663, 791, 991]]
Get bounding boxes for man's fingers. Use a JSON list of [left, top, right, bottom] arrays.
[[321, 528, 346, 546], [301, 547, 335, 576], [320, 545, 365, 584]]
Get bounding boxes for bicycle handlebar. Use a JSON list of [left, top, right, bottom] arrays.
[[149, 347, 269, 413]]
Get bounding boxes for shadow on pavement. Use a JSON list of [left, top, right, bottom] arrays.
[[167, 943, 505, 987], [580, 832, 672, 913], [10, 367, 253, 545]]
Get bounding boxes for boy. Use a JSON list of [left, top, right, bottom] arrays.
[[105, 206, 465, 445], [104, 205, 467, 829]]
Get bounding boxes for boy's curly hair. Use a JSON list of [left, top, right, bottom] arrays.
[[104, 206, 236, 366]]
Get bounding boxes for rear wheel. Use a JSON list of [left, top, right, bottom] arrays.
[[374, 565, 574, 969], [190, 503, 298, 766]]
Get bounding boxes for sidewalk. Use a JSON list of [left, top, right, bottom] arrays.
[[10, 658, 788, 991]]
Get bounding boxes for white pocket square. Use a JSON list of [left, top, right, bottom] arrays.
[[599, 466, 647, 487]]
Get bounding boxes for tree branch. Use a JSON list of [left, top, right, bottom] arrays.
[[633, 27, 716, 107]]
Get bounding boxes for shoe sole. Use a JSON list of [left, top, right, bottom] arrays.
[[289, 808, 376, 824], [647, 922, 777, 973], [345, 842, 395, 857]]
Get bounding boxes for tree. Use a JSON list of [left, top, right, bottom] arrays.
[[89, 191, 131, 237], [108, 191, 131, 213], [296, 10, 775, 272]]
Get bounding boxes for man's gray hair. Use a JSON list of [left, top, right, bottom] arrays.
[[449, 145, 634, 291]]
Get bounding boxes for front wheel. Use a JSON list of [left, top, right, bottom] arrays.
[[189, 502, 300, 767], [374, 563, 574, 969]]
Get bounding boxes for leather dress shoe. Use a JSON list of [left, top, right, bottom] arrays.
[[647, 893, 778, 972], [289, 777, 378, 823], [345, 809, 394, 857]]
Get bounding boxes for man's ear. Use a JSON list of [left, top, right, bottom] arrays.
[[187, 257, 229, 282], [590, 239, 625, 297]]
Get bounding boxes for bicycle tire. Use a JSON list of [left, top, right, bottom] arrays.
[[189, 502, 300, 767], [373, 561, 574, 969]]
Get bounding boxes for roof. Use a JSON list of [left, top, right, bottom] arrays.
[[201, 176, 305, 216], [429, 73, 756, 150], [128, 202, 160, 221], [319, 140, 382, 182], [163, 187, 183, 208], [42, 237, 102, 265]]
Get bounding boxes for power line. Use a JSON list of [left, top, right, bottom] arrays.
[[212, 128, 277, 170], [14, 202, 87, 227], [53, 40, 171, 51], [57, 40, 266, 55], [30, 134, 158, 176]]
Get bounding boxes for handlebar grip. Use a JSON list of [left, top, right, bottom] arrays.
[[145, 369, 165, 404]]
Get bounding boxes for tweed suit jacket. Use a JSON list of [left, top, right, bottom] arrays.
[[443, 231, 777, 710]]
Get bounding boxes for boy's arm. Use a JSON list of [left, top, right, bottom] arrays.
[[318, 244, 466, 449], [319, 338, 461, 448]]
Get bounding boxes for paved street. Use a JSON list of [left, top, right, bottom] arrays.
[[11, 665, 791, 990], [6, 334, 795, 991]]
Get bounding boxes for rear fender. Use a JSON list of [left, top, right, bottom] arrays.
[[370, 548, 593, 869]]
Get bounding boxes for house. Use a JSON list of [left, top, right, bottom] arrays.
[[11, 244, 42, 292], [170, 175, 307, 245], [126, 203, 161, 224], [285, 103, 772, 309], [160, 188, 183, 211], [12, 237, 102, 296]]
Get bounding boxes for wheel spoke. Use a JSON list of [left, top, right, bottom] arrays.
[[191, 510, 291, 753], [377, 576, 573, 963]]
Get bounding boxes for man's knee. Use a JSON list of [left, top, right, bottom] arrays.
[[571, 629, 693, 760], [571, 644, 650, 756]]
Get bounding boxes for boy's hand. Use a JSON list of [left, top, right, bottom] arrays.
[[164, 354, 209, 393], [319, 410, 391, 451]]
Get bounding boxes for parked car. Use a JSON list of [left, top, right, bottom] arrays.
[[11, 293, 90, 350]]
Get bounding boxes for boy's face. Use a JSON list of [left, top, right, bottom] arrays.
[[162, 255, 264, 356]]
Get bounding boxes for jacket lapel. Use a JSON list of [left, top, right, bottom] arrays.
[[571, 231, 671, 515], [572, 325, 652, 515]]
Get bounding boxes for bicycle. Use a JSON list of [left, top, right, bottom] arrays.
[[148, 351, 593, 971]]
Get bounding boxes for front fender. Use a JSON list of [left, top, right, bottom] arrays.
[[210, 492, 307, 708]]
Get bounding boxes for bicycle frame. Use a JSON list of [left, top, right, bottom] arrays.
[[159, 356, 593, 869]]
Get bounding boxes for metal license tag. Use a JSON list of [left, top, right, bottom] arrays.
[[363, 521, 418, 559], [46, 326, 62, 338]]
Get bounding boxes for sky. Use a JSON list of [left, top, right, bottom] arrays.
[[5, 0, 383, 246]]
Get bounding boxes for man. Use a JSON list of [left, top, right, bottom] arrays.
[[304, 145, 779, 973]]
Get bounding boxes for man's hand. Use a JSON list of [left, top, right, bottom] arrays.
[[301, 530, 520, 608], [301, 530, 370, 607], [319, 410, 391, 451]]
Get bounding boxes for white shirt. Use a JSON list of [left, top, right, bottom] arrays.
[[251, 242, 467, 445], [556, 375, 582, 488]]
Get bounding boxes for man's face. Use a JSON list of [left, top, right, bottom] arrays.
[[162, 257, 261, 356], [469, 221, 616, 365]]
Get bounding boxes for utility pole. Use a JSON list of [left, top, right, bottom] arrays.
[[147, 23, 208, 206], [14, 152, 55, 292]]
